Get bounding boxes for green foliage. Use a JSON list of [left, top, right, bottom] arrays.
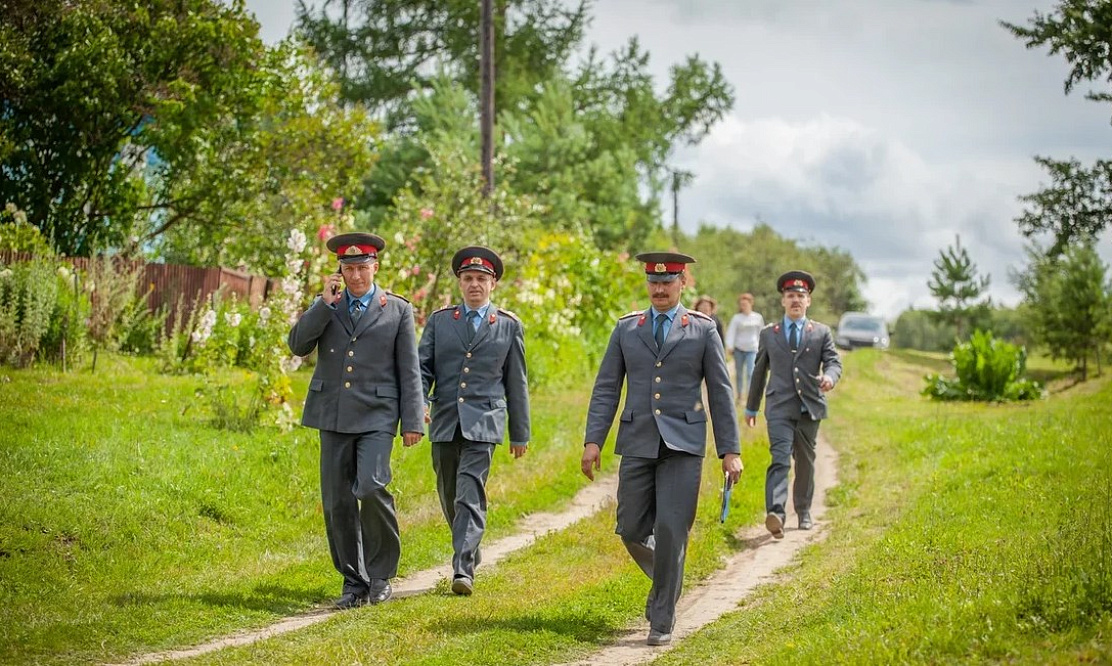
[[1002, 2, 1112, 255], [0, 204, 53, 255], [893, 305, 1031, 351], [927, 235, 991, 338], [923, 330, 1044, 401], [84, 256, 148, 368], [37, 265, 90, 366], [681, 222, 867, 324], [376, 137, 644, 387], [0, 259, 59, 367], [1017, 241, 1111, 380], [151, 43, 380, 276], [0, 0, 272, 256]]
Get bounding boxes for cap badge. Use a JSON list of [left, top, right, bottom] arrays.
[[344, 246, 362, 256], [469, 257, 483, 266], [654, 263, 666, 272]]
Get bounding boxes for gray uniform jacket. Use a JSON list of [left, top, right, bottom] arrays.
[[585, 307, 739, 459], [288, 291, 424, 435], [418, 304, 530, 445], [746, 319, 842, 420]]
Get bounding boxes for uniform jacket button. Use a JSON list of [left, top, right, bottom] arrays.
[[344, 381, 351, 388], [458, 397, 465, 403], [654, 409, 661, 415]]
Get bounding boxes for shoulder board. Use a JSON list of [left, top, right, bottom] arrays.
[[431, 304, 456, 315], [496, 307, 521, 322], [687, 310, 712, 321], [384, 290, 410, 304], [619, 311, 643, 320]]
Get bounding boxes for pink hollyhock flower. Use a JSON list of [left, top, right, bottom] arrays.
[[419, 208, 433, 219], [411, 265, 421, 276], [317, 224, 335, 241], [331, 198, 344, 211], [413, 288, 427, 302]]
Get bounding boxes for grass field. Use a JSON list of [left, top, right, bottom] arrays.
[[1, 349, 1109, 664]]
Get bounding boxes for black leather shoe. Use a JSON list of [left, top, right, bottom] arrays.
[[798, 514, 814, 530], [451, 575, 473, 596], [334, 592, 368, 610], [765, 513, 785, 539], [368, 579, 392, 605], [647, 629, 672, 646]]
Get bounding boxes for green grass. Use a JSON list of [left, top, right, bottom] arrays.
[[3, 349, 1108, 664], [656, 348, 1112, 665]]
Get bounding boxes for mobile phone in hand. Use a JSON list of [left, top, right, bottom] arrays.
[[331, 268, 342, 295]]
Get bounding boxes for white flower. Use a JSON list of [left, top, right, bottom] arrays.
[[399, 267, 409, 280], [12, 211, 26, 225], [57, 266, 70, 279], [4, 203, 16, 215], [282, 356, 303, 373], [225, 312, 242, 327], [287, 228, 307, 254], [0, 268, 13, 280], [259, 306, 271, 322], [394, 231, 405, 245], [281, 277, 300, 296]]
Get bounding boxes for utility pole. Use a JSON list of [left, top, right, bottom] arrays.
[[480, 0, 495, 199], [670, 168, 694, 246]]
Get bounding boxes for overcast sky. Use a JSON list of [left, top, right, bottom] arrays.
[[243, 0, 1112, 318]]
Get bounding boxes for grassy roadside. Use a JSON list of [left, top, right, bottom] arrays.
[[0, 353, 767, 665], [658, 349, 1112, 665], [0, 354, 593, 665]]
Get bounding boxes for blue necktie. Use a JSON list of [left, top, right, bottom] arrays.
[[350, 300, 363, 322], [654, 313, 667, 349], [466, 310, 479, 341], [789, 322, 799, 351]]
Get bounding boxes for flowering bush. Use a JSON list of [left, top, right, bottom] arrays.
[[162, 228, 315, 430], [376, 143, 644, 387], [0, 258, 59, 367]]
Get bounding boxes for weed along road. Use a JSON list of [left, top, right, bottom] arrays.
[[115, 436, 838, 666]]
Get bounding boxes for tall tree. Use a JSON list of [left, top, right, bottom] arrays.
[[1017, 241, 1111, 379], [1002, 1, 1112, 255], [927, 235, 991, 339], [0, 0, 270, 256]]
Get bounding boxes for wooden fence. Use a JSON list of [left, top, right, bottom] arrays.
[[0, 251, 277, 328]]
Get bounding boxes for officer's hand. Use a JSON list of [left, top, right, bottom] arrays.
[[581, 443, 601, 481], [819, 375, 834, 392], [402, 431, 422, 447], [510, 444, 527, 459], [744, 415, 757, 428], [322, 273, 344, 306], [424, 404, 431, 424], [722, 453, 743, 485]]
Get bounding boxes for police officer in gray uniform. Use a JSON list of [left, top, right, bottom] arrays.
[[288, 232, 424, 609], [581, 252, 742, 646], [744, 270, 842, 538], [418, 246, 530, 596]]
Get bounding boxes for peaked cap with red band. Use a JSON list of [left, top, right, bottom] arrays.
[[777, 270, 815, 294], [451, 246, 504, 280], [326, 232, 386, 264], [634, 251, 696, 282]]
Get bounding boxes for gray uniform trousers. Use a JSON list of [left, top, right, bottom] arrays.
[[765, 410, 820, 520], [431, 427, 494, 581], [617, 442, 703, 634], [746, 318, 841, 523], [319, 429, 400, 595], [585, 306, 739, 635]]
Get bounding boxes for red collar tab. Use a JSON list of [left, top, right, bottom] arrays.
[[488, 312, 497, 324], [773, 324, 781, 333], [681, 313, 689, 327], [379, 295, 387, 307], [337, 244, 377, 258], [453, 309, 461, 320], [638, 314, 647, 326]]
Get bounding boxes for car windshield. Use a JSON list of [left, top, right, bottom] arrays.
[[841, 317, 884, 333]]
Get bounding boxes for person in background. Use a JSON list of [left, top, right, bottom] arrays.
[[744, 271, 841, 538], [692, 294, 724, 344], [725, 293, 764, 405], [287, 232, 425, 609]]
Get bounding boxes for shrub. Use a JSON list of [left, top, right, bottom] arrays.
[[922, 329, 1044, 401], [0, 259, 59, 367], [38, 265, 90, 367]]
